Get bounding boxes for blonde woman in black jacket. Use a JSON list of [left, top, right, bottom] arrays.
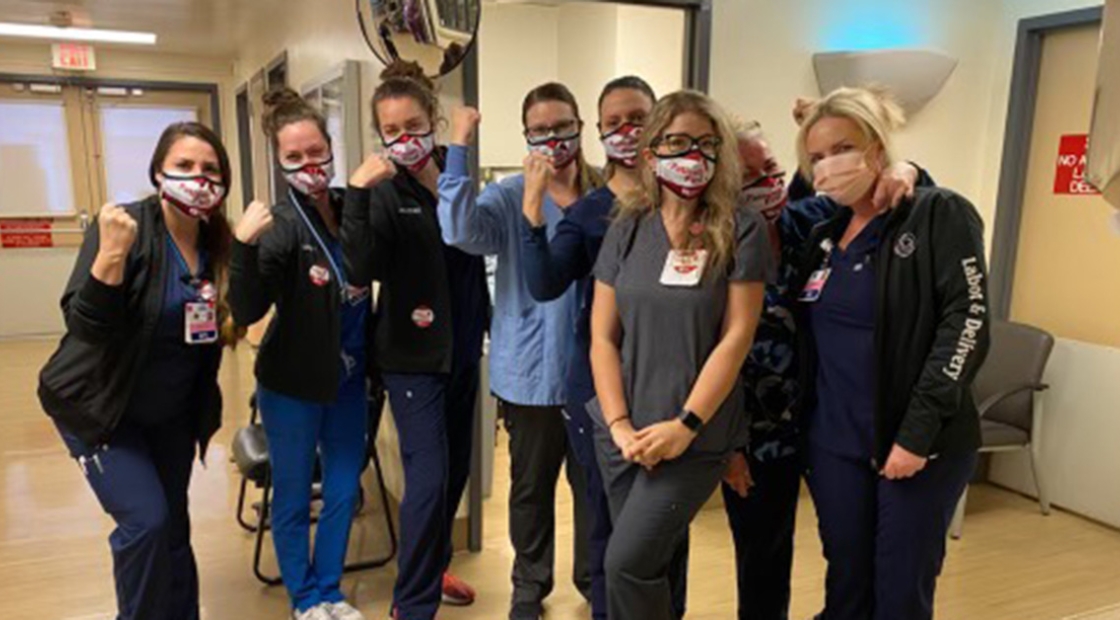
[[793, 87, 990, 620]]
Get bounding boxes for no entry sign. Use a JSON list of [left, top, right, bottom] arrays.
[[1054, 134, 1101, 195]]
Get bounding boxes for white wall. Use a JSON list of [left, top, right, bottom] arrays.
[[558, 3, 620, 167]]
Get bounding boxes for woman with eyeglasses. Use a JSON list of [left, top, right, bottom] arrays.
[[720, 118, 931, 620], [589, 90, 770, 620], [517, 75, 657, 620], [38, 121, 236, 620], [341, 61, 489, 620], [439, 82, 601, 620], [229, 87, 372, 620]]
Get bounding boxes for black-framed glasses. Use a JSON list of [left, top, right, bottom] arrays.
[[524, 119, 582, 142], [652, 133, 722, 161]]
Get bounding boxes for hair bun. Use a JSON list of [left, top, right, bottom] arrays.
[[379, 60, 434, 92], [261, 86, 303, 111]]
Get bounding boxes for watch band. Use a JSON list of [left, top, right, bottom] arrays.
[[678, 409, 703, 433]]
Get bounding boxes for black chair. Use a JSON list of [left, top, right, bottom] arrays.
[[949, 319, 1055, 539], [231, 388, 398, 585]]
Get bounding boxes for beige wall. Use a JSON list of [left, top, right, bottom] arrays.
[[479, 2, 684, 169]]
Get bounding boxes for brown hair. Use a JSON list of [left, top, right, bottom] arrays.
[[372, 60, 441, 135], [522, 82, 603, 194], [261, 86, 330, 151], [617, 90, 742, 274], [148, 121, 241, 346]]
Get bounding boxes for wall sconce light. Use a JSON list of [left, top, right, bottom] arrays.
[[812, 49, 958, 115]]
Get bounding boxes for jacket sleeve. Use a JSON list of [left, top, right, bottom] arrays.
[[342, 184, 393, 285], [59, 216, 132, 346], [437, 145, 508, 255], [520, 214, 589, 302], [229, 217, 292, 327], [894, 192, 991, 457]]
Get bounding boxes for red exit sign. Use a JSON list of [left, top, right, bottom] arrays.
[[52, 43, 97, 71]]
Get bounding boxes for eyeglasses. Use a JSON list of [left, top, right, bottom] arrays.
[[741, 171, 787, 190], [524, 119, 582, 142], [652, 133, 722, 160]]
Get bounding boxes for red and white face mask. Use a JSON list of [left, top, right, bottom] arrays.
[[600, 123, 643, 168], [384, 132, 436, 172], [282, 158, 334, 196], [527, 133, 581, 169], [160, 173, 226, 219], [655, 151, 715, 199], [740, 174, 789, 223]]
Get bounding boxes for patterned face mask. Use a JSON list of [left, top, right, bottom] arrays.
[[160, 173, 226, 219], [655, 151, 716, 199], [384, 132, 436, 172], [526, 133, 582, 169], [601, 123, 643, 168], [281, 158, 334, 196]]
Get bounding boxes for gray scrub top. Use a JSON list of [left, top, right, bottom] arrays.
[[590, 206, 774, 455]]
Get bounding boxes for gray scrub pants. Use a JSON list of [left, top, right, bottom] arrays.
[[595, 423, 727, 620]]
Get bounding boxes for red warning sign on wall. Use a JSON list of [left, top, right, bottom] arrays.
[[1, 219, 54, 248], [1054, 134, 1101, 195]]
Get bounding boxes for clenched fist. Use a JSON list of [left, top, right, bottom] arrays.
[[451, 106, 481, 147], [235, 200, 275, 245], [91, 204, 138, 286], [97, 204, 138, 260], [350, 153, 398, 189]]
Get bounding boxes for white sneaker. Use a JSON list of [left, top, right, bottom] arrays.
[[324, 601, 366, 620], [292, 604, 334, 620]]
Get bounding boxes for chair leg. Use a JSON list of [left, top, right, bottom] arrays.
[[1030, 396, 1051, 516], [252, 474, 283, 586], [340, 444, 398, 574], [950, 485, 969, 540]]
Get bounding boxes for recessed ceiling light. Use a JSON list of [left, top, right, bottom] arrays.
[[0, 23, 157, 45]]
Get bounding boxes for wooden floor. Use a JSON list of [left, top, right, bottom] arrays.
[[2, 339, 1119, 620]]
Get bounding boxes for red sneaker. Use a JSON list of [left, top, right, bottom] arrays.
[[441, 572, 476, 606]]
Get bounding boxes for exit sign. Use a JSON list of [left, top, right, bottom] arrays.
[[52, 43, 97, 71]]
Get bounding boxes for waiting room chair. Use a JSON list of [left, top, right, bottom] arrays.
[[950, 319, 1054, 539]]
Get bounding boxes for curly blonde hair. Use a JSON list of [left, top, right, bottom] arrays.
[[617, 90, 742, 273]]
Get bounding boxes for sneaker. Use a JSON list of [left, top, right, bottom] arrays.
[[324, 601, 366, 620], [441, 572, 476, 606], [292, 604, 334, 620]]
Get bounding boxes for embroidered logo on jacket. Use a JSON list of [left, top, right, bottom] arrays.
[[894, 232, 917, 258]]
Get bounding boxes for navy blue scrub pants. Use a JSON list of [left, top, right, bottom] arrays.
[[721, 450, 802, 620], [257, 375, 369, 613], [55, 415, 199, 620], [383, 360, 479, 620], [805, 445, 978, 620], [563, 399, 612, 620]]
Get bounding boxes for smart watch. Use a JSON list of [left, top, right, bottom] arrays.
[[678, 409, 703, 433]]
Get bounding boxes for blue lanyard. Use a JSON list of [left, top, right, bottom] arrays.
[[289, 189, 347, 292]]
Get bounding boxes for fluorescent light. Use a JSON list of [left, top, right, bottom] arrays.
[[0, 23, 156, 45]]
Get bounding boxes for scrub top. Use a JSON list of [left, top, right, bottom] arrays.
[[591, 207, 774, 454], [127, 234, 210, 426], [807, 213, 887, 460]]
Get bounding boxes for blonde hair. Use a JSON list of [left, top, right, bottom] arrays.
[[732, 117, 763, 141], [618, 90, 742, 273], [796, 87, 906, 183]]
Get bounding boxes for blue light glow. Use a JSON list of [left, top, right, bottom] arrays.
[[818, 3, 927, 52]]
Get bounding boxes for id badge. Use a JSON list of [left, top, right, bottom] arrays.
[[660, 249, 708, 287], [185, 301, 219, 344], [798, 268, 831, 303]]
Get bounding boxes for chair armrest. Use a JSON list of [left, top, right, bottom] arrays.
[[977, 383, 1049, 418]]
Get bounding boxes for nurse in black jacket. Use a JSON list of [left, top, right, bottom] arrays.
[[38, 122, 235, 620], [341, 61, 489, 620], [229, 88, 370, 620], [793, 87, 990, 620]]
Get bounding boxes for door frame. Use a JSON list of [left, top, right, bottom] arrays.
[[0, 73, 221, 135], [989, 6, 1103, 319]]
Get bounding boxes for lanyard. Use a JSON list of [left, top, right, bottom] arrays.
[[289, 189, 348, 293]]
